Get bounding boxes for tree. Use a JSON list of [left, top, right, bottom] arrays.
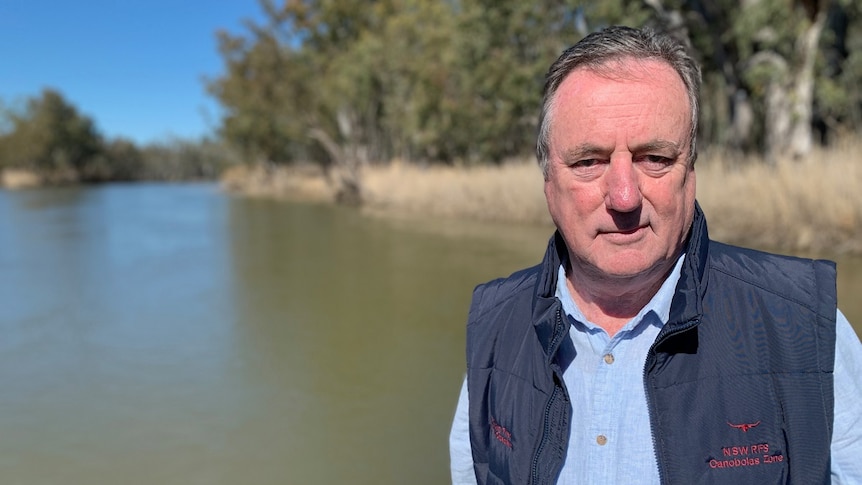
[[209, 0, 862, 190], [0, 89, 233, 184], [816, 0, 862, 139], [653, 0, 857, 162], [0, 88, 103, 181], [736, 0, 829, 161], [139, 138, 238, 181], [208, 25, 309, 166]]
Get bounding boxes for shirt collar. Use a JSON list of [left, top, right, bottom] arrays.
[[555, 253, 687, 333]]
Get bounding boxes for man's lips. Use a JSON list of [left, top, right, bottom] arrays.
[[599, 224, 647, 235], [598, 225, 648, 242]]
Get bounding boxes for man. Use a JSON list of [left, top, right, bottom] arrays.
[[449, 26, 862, 484]]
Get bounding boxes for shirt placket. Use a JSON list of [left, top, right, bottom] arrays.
[[587, 337, 624, 479]]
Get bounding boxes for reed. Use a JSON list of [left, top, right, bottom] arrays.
[[696, 140, 862, 254], [221, 163, 332, 202], [223, 139, 862, 254], [361, 161, 549, 224]]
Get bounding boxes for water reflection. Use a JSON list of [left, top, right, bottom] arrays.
[[224, 199, 539, 483], [0, 185, 242, 484], [0, 185, 858, 485]]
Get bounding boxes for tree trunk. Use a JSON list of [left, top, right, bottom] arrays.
[[749, 51, 789, 164], [750, 2, 828, 163], [789, 5, 827, 158], [307, 109, 367, 206]]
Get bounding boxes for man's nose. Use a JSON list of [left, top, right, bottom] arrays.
[[604, 157, 642, 212]]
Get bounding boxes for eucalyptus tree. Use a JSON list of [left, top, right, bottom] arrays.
[[654, 0, 860, 162], [209, 0, 862, 203]]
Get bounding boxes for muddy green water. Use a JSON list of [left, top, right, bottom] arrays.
[[0, 184, 859, 484]]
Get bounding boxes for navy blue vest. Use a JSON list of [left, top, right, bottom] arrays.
[[465, 205, 836, 484]]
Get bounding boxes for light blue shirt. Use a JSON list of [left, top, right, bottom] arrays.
[[450, 255, 862, 484]]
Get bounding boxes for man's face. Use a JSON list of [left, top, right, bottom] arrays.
[[544, 58, 696, 288]]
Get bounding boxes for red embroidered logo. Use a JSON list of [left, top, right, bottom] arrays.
[[727, 420, 761, 432], [708, 442, 784, 469], [490, 417, 513, 449]]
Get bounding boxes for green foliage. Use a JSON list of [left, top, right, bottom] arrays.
[[818, 0, 862, 132], [0, 89, 237, 184], [450, 0, 587, 164], [731, 0, 797, 61], [207, 27, 309, 164], [0, 89, 103, 178], [209, 0, 862, 167], [663, 0, 862, 153], [209, 0, 608, 166]]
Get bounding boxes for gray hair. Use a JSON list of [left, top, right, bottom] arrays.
[[536, 26, 701, 178]]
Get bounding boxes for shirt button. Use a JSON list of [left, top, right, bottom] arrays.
[[596, 434, 608, 446], [603, 353, 614, 365]]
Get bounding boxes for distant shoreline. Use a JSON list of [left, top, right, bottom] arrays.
[[4, 142, 858, 256]]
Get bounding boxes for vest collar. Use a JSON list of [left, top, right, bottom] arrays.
[[532, 202, 710, 355], [533, 231, 568, 361], [667, 202, 709, 328]]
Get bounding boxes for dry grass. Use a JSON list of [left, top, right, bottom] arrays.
[[361, 160, 550, 225], [222, 139, 862, 254], [220, 163, 333, 202], [0, 168, 83, 188], [697, 139, 862, 254], [1, 169, 42, 189]]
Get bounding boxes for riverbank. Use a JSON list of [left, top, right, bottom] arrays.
[[223, 140, 862, 254], [0, 168, 76, 188]]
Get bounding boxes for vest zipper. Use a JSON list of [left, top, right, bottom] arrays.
[[530, 307, 566, 485], [643, 318, 699, 485]]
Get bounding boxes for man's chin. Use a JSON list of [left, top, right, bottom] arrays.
[[584, 253, 672, 284]]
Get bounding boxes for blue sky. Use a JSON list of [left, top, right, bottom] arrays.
[[0, 1, 265, 145]]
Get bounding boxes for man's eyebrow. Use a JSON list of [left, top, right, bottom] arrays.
[[631, 140, 682, 154], [560, 140, 682, 160], [560, 144, 610, 160]]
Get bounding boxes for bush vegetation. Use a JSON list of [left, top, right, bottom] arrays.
[[0, 89, 238, 186], [210, 0, 862, 202]]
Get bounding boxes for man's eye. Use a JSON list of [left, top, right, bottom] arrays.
[[635, 155, 677, 171], [571, 159, 600, 168], [641, 155, 673, 165]]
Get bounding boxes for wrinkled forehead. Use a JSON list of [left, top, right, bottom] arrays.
[[549, 57, 693, 132], [559, 56, 686, 101], [547, 58, 695, 159]]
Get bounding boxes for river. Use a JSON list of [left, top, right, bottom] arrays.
[[0, 183, 859, 484]]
